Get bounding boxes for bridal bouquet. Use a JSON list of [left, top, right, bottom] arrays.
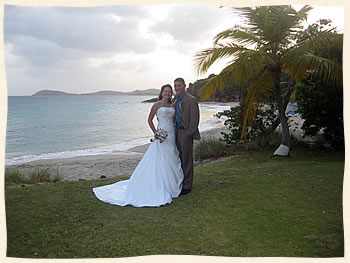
[[150, 128, 168, 143]]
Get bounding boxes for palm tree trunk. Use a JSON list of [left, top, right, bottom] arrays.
[[265, 78, 296, 135], [274, 75, 291, 149], [264, 117, 280, 135], [278, 104, 291, 147], [283, 78, 296, 111]]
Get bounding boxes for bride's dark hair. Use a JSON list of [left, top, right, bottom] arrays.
[[158, 84, 173, 103]]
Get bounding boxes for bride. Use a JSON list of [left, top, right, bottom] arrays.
[[92, 84, 184, 207]]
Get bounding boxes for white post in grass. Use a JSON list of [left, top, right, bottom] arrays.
[[273, 144, 289, 156]]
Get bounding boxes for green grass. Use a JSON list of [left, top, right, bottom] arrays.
[[5, 148, 344, 258]]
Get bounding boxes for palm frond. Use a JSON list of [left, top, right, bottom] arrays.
[[240, 71, 274, 140], [213, 27, 263, 47], [197, 49, 275, 100], [194, 43, 247, 75], [230, 7, 255, 21], [283, 32, 343, 84], [265, 6, 308, 44], [282, 51, 342, 84], [231, 6, 310, 47], [231, 7, 269, 33], [199, 70, 236, 101], [297, 30, 342, 50], [295, 5, 313, 21], [231, 50, 275, 84]]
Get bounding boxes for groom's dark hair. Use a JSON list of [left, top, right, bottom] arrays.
[[174, 77, 185, 85], [158, 84, 173, 103]]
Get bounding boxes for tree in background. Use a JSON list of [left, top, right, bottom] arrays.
[[194, 5, 342, 155], [296, 76, 343, 148], [295, 19, 343, 148]]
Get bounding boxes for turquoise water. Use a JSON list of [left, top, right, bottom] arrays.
[[5, 95, 232, 165]]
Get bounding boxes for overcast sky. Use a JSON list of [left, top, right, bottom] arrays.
[[4, 3, 344, 96]]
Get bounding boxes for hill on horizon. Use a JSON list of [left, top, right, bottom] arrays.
[[32, 89, 160, 96]]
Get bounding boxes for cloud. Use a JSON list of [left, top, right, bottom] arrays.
[[149, 3, 228, 43], [99, 57, 152, 73], [4, 5, 157, 66], [9, 35, 67, 66], [3, 3, 236, 95], [55, 5, 149, 17]]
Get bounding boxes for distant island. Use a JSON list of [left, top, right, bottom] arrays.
[[32, 89, 160, 96], [32, 73, 242, 103]]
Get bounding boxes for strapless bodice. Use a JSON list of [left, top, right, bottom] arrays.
[[156, 107, 175, 134]]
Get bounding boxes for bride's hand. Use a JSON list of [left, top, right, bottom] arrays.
[[150, 134, 158, 142]]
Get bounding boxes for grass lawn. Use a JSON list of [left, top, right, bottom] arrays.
[[5, 148, 344, 258]]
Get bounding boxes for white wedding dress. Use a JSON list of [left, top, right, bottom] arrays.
[[93, 107, 184, 207]]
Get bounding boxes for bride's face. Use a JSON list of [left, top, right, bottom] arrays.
[[162, 87, 173, 100]]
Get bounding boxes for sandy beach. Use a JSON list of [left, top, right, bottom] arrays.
[[6, 125, 230, 181]]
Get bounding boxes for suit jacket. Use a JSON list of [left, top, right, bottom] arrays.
[[175, 92, 201, 140]]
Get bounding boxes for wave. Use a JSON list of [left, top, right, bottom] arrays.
[[199, 115, 228, 132], [5, 137, 151, 166]]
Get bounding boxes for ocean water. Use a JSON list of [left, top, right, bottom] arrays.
[[5, 95, 235, 165]]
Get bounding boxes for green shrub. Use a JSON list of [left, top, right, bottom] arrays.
[[295, 77, 343, 149], [5, 167, 61, 186], [236, 132, 309, 152], [29, 168, 61, 184], [194, 137, 235, 161], [5, 168, 27, 185], [238, 132, 282, 151], [216, 104, 279, 145]]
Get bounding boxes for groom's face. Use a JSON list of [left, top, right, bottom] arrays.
[[174, 81, 186, 96]]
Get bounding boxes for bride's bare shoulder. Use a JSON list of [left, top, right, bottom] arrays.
[[150, 101, 162, 111]]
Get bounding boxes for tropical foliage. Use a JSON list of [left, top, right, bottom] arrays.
[[296, 76, 343, 148], [194, 5, 343, 155], [295, 19, 343, 149], [216, 104, 278, 145]]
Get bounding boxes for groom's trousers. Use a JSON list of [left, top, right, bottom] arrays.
[[176, 128, 194, 191]]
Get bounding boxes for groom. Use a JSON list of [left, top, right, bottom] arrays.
[[174, 77, 200, 195]]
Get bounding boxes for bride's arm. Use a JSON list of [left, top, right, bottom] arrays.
[[148, 103, 159, 135]]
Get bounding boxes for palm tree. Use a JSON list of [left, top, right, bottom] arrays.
[[194, 5, 342, 155]]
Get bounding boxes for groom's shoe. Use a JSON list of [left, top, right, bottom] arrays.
[[180, 189, 191, 195]]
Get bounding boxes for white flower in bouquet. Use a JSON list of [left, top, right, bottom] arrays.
[[150, 128, 168, 143]]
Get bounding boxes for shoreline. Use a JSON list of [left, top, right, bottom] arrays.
[[6, 102, 304, 182], [5, 100, 234, 167], [6, 125, 230, 181]]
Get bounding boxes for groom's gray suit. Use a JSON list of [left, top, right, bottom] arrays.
[[175, 92, 200, 192]]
